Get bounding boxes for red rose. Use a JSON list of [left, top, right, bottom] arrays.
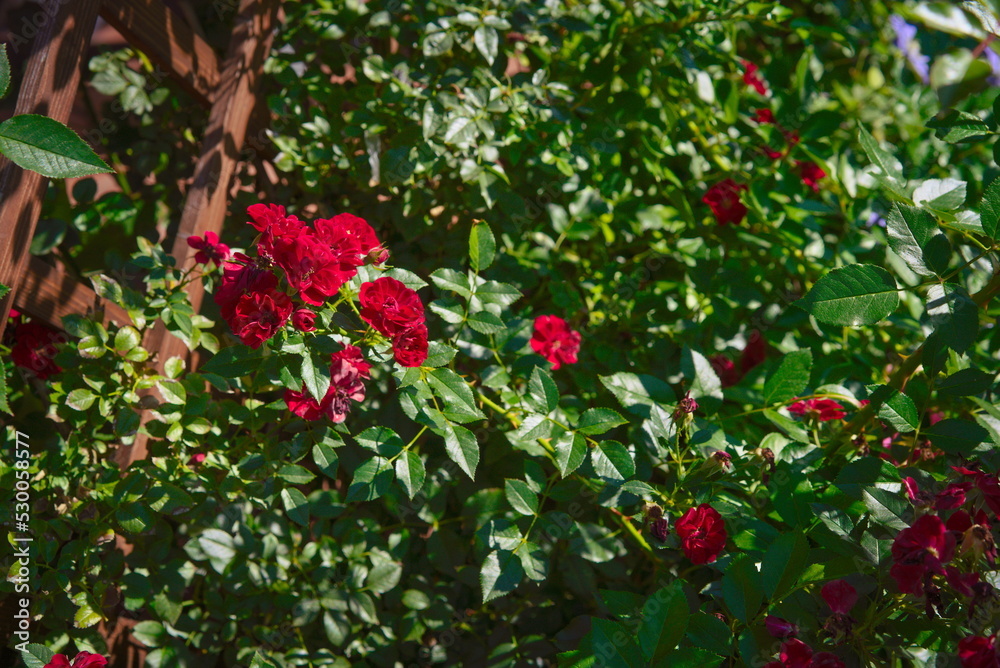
[[788, 398, 846, 422], [530, 315, 581, 371], [810, 653, 846, 668], [392, 324, 429, 368], [753, 108, 775, 124], [959, 634, 1000, 668], [702, 179, 748, 226], [710, 355, 739, 387], [675, 503, 727, 564], [948, 509, 996, 564], [186, 230, 230, 265], [740, 330, 767, 374], [795, 160, 827, 193], [890, 514, 954, 596], [271, 232, 362, 306], [214, 262, 278, 324], [741, 59, 769, 95], [11, 321, 63, 379], [45, 653, 108, 668], [332, 344, 371, 379], [359, 277, 425, 337], [230, 289, 293, 349], [246, 203, 305, 261], [316, 213, 386, 264], [291, 308, 317, 333], [284, 357, 366, 423], [936, 482, 971, 510], [779, 639, 813, 668], [820, 579, 857, 615], [765, 615, 798, 639]]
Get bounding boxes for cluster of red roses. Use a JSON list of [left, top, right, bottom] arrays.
[[891, 470, 998, 621], [44, 652, 107, 668], [701, 60, 827, 226], [197, 204, 428, 424], [648, 503, 727, 565], [764, 580, 857, 667], [529, 315, 580, 370], [5, 309, 63, 380]]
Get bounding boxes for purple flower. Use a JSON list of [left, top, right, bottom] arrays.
[[866, 211, 886, 228], [984, 48, 1000, 86], [889, 15, 930, 84]]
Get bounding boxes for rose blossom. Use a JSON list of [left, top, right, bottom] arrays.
[[702, 179, 748, 226], [959, 634, 1000, 668], [11, 321, 63, 379], [741, 59, 769, 95], [229, 289, 294, 349], [285, 356, 366, 424], [45, 653, 108, 668], [890, 514, 954, 596], [765, 615, 798, 639], [271, 231, 362, 306], [795, 161, 827, 193], [316, 213, 386, 264], [529, 315, 581, 371], [788, 398, 846, 422], [359, 277, 425, 337], [186, 230, 230, 265], [291, 308, 317, 333], [214, 261, 278, 324], [392, 324, 429, 368], [675, 503, 727, 564]]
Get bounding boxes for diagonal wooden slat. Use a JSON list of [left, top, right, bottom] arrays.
[[0, 0, 103, 343], [121, 0, 281, 468], [99, 0, 221, 108], [15, 257, 131, 328]]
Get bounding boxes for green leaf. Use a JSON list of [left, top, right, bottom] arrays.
[[763, 350, 812, 405], [429, 268, 472, 298], [470, 221, 496, 270], [115, 502, 152, 534], [301, 352, 331, 402], [927, 109, 992, 143], [760, 532, 808, 598], [0, 114, 112, 177], [554, 431, 587, 477], [857, 126, 906, 196], [157, 379, 186, 405], [505, 479, 538, 515], [590, 618, 646, 666], [428, 368, 486, 421], [313, 442, 339, 477], [637, 582, 689, 662], [720, 554, 764, 624], [66, 387, 97, 411], [862, 486, 909, 531], [249, 651, 279, 668], [682, 347, 723, 412], [146, 484, 194, 513], [278, 464, 316, 485], [0, 44, 9, 100], [467, 311, 506, 334], [886, 204, 942, 276], [591, 440, 635, 481], [443, 422, 480, 479], [926, 418, 990, 454], [114, 325, 141, 353], [480, 549, 524, 603], [346, 457, 393, 502], [518, 541, 549, 581], [686, 612, 732, 654], [198, 529, 237, 572], [577, 407, 627, 435], [0, 363, 10, 415], [395, 450, 426, 499], [526, 366, 559, 413], [796, 264, 898, 326], [132, 620, 168, 648], [659, 648, 724, 668], [938, 368, 995, 396], [201, 346, 264, 378], [74, 602, 103, 628], [867, 385, 919, 432], [281, 487, 310, 526], [20, 644, 55, 668], [599, 372, 675, 417], [981, 175, 1000, 239], [355, 425, 405, 457], [473, 25, 499, 64], [926, 283, 978, 354]]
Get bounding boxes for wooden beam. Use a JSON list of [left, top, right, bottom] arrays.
[[0, 0, 102, 342], [99, 0, 220, 108], [15, 257, 131, 328], [125, 0, 281, 468]]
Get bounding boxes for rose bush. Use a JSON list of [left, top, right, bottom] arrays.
[[5, 0, 1000, 666]]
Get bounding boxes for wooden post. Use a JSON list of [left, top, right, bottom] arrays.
[[0, 0, 103, 341], [120, 0, 281, 467]]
